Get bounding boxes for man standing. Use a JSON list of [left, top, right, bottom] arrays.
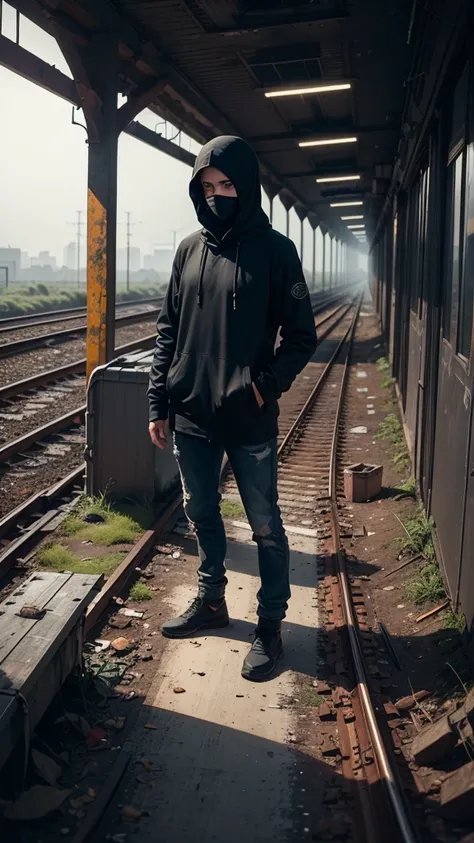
[[148, 136, 317, 681]]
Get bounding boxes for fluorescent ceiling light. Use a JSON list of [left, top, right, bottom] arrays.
[[264, 82, 351, 99], [347, 224, 365, 229], [330, 201, 363, 207], [299, 136, 357, 148], [316, 175, 361, 183], [341, 215, 364, 220]]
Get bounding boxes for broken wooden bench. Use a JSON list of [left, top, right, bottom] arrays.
[[0, 571, 101, 772]]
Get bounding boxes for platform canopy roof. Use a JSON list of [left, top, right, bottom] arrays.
[[9, 0, 414, 244]]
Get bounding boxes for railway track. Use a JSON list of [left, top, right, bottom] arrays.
[[0, 305, 162, 358], [0, 295, 161, 330]]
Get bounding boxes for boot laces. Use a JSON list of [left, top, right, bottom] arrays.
[[182, 596, 204, 619]]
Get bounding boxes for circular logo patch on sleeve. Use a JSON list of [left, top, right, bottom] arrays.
[[291, 282, 309, 299]]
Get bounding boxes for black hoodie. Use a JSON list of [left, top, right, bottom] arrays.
[[147, 135, 317, 445]]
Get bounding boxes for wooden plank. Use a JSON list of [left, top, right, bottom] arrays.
[[1, 574, 100, 692], [0, 573, 73, 670]]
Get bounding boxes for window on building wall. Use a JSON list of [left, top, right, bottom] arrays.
[[442, 64, 471, 358]]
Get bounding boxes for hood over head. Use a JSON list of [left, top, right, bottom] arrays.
[[189, 136, 270, 244]]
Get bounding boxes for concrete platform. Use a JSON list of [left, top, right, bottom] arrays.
[[118, 525, 326, 843]]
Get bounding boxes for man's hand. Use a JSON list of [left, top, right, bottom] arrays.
[[252, 382, 264, 408], [149, 419, 168, 450]]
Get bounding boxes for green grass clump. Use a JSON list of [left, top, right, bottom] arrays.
[[397, 505, 435, 560], [62, 496, 142, 546], [130, 583, 153, 601], [220, 499, 245, 518], [406, 563, 445, 605], [443, 610, 466, 633], [376, 414, 411, 476], [38, 544, 77, 570], [38, 544, 124, 575], [376, 357, 395, 389], [393, 476, 416, 497]]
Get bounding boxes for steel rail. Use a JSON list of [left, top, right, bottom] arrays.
[[0, 307, 161, 358], [327, 300, 419, 843], [0, 405, 86, 464], [0, 295, 162, 329]]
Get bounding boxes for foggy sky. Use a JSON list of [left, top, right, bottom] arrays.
[[0, 4, 201, 262]]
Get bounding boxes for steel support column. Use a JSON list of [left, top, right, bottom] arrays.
[[312, 227, 316, 290], [329, 237, 334, 289], [300, 219, 304, 263], [322, 234, 327, 290], [83, 36, 120, 378], [286, 209, 290, 238]]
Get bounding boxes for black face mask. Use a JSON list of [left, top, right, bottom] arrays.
[[206, 195, 238, 221]]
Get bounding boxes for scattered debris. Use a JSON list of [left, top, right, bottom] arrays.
[[383, 553, 424, 578], [18, 605, 46, 620], [94, 639, 111, 652], [121, 805, 143, 821], [118, 608, 144, 619], [395, 691, 431, 711], [415, 600, 450, 624], [109, 616, 132, 630], [4, 785, 71, 820], [111, 637, 132, 653]]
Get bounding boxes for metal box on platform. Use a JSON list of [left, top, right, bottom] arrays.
[[86, 350, 179, 502]]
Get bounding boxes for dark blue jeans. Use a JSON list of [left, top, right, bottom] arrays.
[[173, 433, 290, 622]]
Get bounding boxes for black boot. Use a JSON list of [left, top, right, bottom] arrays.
[[161, 594, 229, 639], [241, 621, 283, 682]]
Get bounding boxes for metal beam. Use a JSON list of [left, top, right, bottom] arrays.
[[0, 33, 80, 104], [125, 121, 196, 168]]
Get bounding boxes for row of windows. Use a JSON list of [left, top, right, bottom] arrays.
[[400, 61, 474, 363]]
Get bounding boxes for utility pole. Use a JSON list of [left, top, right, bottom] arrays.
[[125, 212, 142, 292], [126, 211, 132, 292], [68, 211, 84, 288], [76, 210, 83, 288]]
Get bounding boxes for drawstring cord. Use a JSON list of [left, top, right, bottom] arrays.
[[198, 238, 241, 310], [233, 243, 241, 311], [197, 243, 209, 308]]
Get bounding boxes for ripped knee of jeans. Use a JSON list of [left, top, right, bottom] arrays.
[[251, 518, 280, 548]]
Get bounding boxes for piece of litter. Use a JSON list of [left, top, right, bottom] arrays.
[[236, 694, 244, 698], [397, 604, 405, 609], [356, 371, 368, 379], [172, 551, 181, 559], [383, 586, 395, 591], [111, 637, 131, 652], [367, 410, 375, 415], [143, 623, 150, 630], [173, 687, 186, 694], [366, 404, 374, 409], [121, 806, 143, 822], [357, 387, 368, 392], [349, 426, 368, 434], [119, 608, 144, 619], [144, 723, 156, 730]]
